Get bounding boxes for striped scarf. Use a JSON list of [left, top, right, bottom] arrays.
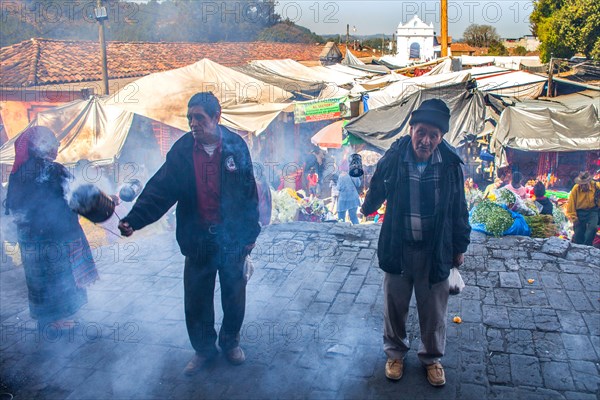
[[401, 145, 443, 242]]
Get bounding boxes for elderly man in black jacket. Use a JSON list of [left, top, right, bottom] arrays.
[[118, 92, 260, 374], [361, 99, 471, 387]]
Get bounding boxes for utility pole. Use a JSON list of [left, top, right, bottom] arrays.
[[547, 56, 555, 97], [96, 0, 109, 95], [441, 0, 448, 57], [346, 24, 349, 54]]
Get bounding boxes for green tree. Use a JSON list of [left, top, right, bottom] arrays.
[[257, 21, 323, 43], [488, 41, 509, 56], [531, 0, 600, 61], [0, 0, 288, 45], [463, 24, 500, 47], [514, 45, 528, 56]]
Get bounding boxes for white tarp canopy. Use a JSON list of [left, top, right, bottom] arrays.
[[105, 58, 292, 134], [460, 56, 542, 70], [342, 49, 366, 66], [424, 58, 454, 75], [310, 65, 358, 86], [0, 96, 134, 166], [343, 49, 390, 74], [325, 64, 372, 78], [249, 59, 329, 85], [356, 72, 408, 90], [378, 55, 410, 68], [475, 70, 547, 100], [491, 105, 600, 167], [467, 65, 510, 77], [366, 70, 473, 109]]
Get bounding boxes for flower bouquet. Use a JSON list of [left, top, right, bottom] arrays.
[[271, 189, 301, 223], [298, 196, 328, 222]]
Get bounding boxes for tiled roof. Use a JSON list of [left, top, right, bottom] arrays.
[[1, 38, 325, 87], [338, 44, 376, 59], [451, 43, 477, 52], [434, 36, 453, 45]]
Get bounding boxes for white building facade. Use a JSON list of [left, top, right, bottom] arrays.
[[396, 15, 435, 63]]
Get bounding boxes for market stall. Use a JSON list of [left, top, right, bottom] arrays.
[[490, 104, 600, 190]]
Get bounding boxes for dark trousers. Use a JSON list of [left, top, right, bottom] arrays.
[[573, 209, 599, 246], [184, 243, 247, 356]]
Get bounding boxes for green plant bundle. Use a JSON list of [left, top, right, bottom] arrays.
[[471, 200, 514, 237], [496, 188, 517, 206], [524, 215, 558, 238]]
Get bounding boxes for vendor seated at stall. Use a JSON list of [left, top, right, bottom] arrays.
[[505, 171, 527, 199], [483, 178, 503, 201], [533, 182, 553, 216]]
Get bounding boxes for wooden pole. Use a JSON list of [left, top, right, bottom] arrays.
[[346, 24, 349, 54], [97, 0, 109, 95], [547, 57, 554, 97], [441, 0, 448, 57]]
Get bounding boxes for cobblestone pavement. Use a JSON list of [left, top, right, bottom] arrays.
[[1, 222, 599, 399]]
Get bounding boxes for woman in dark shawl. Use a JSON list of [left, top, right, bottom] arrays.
[[5, 126, 98, 327]]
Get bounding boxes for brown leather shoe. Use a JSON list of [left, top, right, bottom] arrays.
[[385, 359, 404, 380], [183, 353, 212, 376], [426, 362, 446, 386], [225, 346, 246, 365]]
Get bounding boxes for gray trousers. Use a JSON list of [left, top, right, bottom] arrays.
[[383, 244, 449, 365]]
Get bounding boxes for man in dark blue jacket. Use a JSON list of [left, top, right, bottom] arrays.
[[361, 99, 471, 387], [118, 92, 260, 374]]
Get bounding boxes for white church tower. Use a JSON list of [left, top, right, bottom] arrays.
[[396, 15, 435, 63]]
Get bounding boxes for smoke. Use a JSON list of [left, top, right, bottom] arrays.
[[28, 128, 59, 161], [67, 184, 101, 215]]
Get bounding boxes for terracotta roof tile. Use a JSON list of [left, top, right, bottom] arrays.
[[451, 43, 477, 52], [1, 38, 326, 87]]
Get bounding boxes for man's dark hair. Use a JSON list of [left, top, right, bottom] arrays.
[[187, 92, 221, 117], [533, 181, 546, 198]]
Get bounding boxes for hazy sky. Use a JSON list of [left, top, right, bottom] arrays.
[[275, 0, 534, 38]]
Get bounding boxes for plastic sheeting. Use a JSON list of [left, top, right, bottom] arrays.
[[460, 56, 541, 70], [475, 70, 547, 100], [342, 49, 366, 66], [490, 105, 600, 167], [0, 96, 134, 166], [356, 73, 408, 91], [366, 70, 473, 109], [343, 49, 390, 74], [310, 65, 359, 86], [326, 64, 372, 78], [345, 82, 486, 150], [235, 63, 324, 96], [424, 58, 454, 75], [378, 55, 410, 68], [249, 59, 329, 84], [105, 59, 292, 134]]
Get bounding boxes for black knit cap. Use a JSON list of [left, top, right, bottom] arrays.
[[409, 99, 451, 134]]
